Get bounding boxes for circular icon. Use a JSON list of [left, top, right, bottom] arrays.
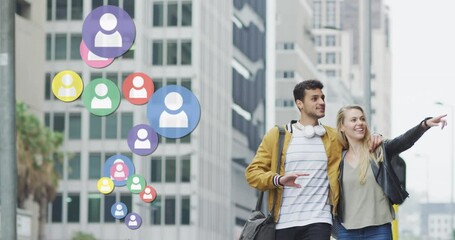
[[147, 85, 201, 138], [102, 154, 135, 187], [122, 72, 154, 105], [125, 213, 142, 230], [140, 186, 157, 203], [82, 78, 121, 116], [111, 202, 128, 219], [82, 5, 136, 58], [97, 177, 115, 194], [51, 70, 83, 102], [126, 174, 146, 194], [80, 40, 114, 68], [127, 124, 159, 156]]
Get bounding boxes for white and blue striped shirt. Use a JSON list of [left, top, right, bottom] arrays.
[[276, 125, 332, 229]]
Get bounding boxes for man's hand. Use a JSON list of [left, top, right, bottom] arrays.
[[369, 133, 383, 152], [279, 173, 310, 188]]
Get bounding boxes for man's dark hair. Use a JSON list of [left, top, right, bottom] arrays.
[[293, 79, 324, 101]]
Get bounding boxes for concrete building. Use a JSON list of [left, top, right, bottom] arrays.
[[420, 203, 455, 240]]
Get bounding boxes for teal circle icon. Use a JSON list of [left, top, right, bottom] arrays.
[[126, 174, 146, 194], [82, 78, 121, 116]]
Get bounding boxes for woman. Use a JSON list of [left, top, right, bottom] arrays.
[[334, 105, 447, 240]]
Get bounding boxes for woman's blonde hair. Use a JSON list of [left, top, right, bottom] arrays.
[[336, 105, 383, 184]]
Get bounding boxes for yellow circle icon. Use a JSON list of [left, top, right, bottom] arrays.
[[51, 70, 84, 102], [97, 177, 115, 194]]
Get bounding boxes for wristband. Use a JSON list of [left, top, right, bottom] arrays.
[[422, 117, 432, 128]]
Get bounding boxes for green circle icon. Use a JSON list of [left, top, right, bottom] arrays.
[[82, 78, 121, 116], [126, 174, 146, 194]]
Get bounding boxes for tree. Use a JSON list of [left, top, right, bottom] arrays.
[[16, 102, 64, 240]]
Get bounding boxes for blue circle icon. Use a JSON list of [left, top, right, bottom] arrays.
[[82, 5, 136, 58], [111, 202, 128, 219], [102, 154, 135, 187], [147, 85, 201, 138]]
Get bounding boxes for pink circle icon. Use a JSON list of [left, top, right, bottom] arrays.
[[80, 40, 114, 68]]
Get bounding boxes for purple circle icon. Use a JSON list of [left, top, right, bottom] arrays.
[[82, 5, 136, 58], [125, 213, 142, 230], [127, 124, 159, 156]]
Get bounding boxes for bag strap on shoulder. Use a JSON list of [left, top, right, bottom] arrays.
[[255, 125, 286, 216]]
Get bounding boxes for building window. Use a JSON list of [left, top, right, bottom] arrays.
[[46, 34, 52, 60], [120, 112, 133, 139], [325, 70, 337, 77], [276, 42, 294, 50], [69, 113, 81, 139], [88, 193, 101, 223], [105, 113, 118, 139], [51, 194, 63, 222], [89, 152, 102, 179], [151, 196, 161, 225], [326, 35, 336, 46], [70, 34, 82, 60], [181, 2, 192, 26], [68, 153, 81, 180], [326, 2, 336, 28], [56, 0, 68, 20], [325, 52, 336, 64], [152, 40, 164, 65], [181, 196, 190, 225], [54, 153, 64, 179], [181, 157, 190, 182], [165, 157, 176, 183], [55, 34, 67, 60], [104, 195, 116, 223], [67, 193, 80, 222], [181, 41, 192, 65], [165, 196, 176, 225], [313, 1, 321, 29], [276, 71, 295, 79], [153, 2, 164, 26], [71, 0, 83, 20], [120, 194, 132, 215], [151, 157, 162, 183], [314, 36, 321, 46], [167, 40, 178, 65], [89, 114, 102, 139], [167, 2, 178, 26], [317, 52, 322, 64]]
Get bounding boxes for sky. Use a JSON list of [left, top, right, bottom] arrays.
[[386, 0, 455, 203]]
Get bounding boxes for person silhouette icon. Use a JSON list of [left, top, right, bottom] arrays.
[[91, 83, 112, 109], [94, 13, 122, 47], [159, 92, 189, 128], [130, 176, 142, 190], [129, 76, 147, 99], [134, 128, 151, 149], [114, 204, 125, 216], [143, 187, 154, 200], [58, 74, 77, 97], [100, 179, 111, 192], [110, 160, 129, 181], [128, 215, 138, 226], [88, 50, 108, 61]]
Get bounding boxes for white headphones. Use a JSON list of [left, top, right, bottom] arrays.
[[294, 121, 326, 138]]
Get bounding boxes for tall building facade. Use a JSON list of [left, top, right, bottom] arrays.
[[16, 0, 264, 239], [230, 0, 267, 238], [274, 0, 355, 128]]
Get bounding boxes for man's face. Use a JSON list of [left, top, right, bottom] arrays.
[[296, 88, 326, 119]]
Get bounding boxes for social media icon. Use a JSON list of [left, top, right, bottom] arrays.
[[147, 85, 201, 138], [52, 70, 83, 102]]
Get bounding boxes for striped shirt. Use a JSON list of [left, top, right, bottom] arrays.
[[276, 125, 332, 229]]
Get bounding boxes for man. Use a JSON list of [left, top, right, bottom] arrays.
[[245, 79, 381, 240]]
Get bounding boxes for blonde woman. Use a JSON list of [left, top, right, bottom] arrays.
[[334, 105, 447, 240]]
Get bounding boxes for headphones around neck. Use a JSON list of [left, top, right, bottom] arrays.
[[294, 121, 326, 138]]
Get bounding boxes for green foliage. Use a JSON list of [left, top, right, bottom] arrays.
[[16, 102, 64, 207], [72, 231, 96, 240]]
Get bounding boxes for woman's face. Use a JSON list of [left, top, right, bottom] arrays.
[[341, 108, 367, 141]]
